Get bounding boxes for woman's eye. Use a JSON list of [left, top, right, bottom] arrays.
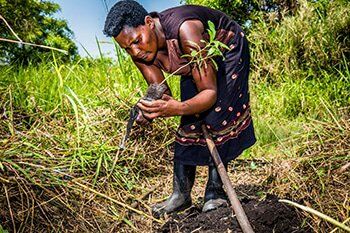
[[133, 39, 139, 44]]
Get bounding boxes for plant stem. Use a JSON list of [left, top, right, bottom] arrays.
[[279, 199, 350, 232], [0, 37, 68, 54]]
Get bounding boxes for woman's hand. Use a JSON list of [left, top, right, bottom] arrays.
[[135, 110, 152, 126], [137, 94, 181, 119]]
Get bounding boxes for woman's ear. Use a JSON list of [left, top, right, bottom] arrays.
[[144, 15, 155, 29]]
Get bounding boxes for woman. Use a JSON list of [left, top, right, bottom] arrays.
[[104, 0, 256, 217]]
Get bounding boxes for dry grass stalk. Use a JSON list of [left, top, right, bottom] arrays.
[[0, 14, 68, 54], [0, 14, 23, 42], [0, 92, 173, 231]]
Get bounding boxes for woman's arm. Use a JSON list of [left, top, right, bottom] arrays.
[[134, 60, 172, 96], [177, 19, 217, 115], [133, 61, 172, 124]]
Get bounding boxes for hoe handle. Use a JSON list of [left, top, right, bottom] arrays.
[[202, 125, 255, 233]]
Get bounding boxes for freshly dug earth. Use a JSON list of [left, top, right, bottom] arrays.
[[157, 194, 310, 233]]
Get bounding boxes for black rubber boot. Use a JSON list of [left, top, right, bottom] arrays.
[[202, 164, 228, 212], [152, 161, 196, 218]]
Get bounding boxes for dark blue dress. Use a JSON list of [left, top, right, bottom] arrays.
[[150, 5, 256, 166]]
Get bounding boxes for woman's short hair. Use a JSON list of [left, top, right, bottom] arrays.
[[104, 0, 148, 37]]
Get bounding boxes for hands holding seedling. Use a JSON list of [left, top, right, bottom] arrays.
[[135, 109, 152, 125], [137, 94, 181, 119], [120, 83, 168, 148], [135, 21, 228, 122]]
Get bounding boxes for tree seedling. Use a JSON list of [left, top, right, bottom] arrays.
[[121, 20, 230, 148]]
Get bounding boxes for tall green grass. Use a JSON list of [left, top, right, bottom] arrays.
[[249, 0, 350, 82], [0, 42, 183, 231], [243, 0, 350, 159]]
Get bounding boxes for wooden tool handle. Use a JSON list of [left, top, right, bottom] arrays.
[[201, 125, 255, 233]]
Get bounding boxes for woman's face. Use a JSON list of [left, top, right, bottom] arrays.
[[114, 17, 158, 63]]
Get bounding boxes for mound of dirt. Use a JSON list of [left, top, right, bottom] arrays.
[[157, 194, 310, 233]]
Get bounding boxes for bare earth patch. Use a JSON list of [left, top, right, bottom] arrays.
[[155, 187, 310, 233]]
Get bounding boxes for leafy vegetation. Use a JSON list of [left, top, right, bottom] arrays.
[[183, 0, 299, 27], [0, 0, 78, 64], [249, 0, 350, 82]]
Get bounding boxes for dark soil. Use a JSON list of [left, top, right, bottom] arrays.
[[157, 186, 310, 233]]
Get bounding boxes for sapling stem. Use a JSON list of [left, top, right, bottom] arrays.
[[159, 20, 229, 85]]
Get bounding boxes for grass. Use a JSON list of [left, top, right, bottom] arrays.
[[1, 51, 348, 232], [247, 67, 349, 159], [0, 0, 349, 232], [0, 49, 181, 231]]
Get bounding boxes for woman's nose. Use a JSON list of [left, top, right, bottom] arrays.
[[130, 46, 140, 58]]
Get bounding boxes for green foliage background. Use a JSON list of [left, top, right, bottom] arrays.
[[183, 0, 299, 27], [184, 0, 350, 106], [0, 0, 78, 64]]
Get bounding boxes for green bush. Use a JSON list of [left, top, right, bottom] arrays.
[[183, 0, 299, 27], [0, 0, 78, 64], [249, 0, 350, 82]]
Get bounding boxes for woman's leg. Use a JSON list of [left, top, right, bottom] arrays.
[[202, 163, 228, 212]]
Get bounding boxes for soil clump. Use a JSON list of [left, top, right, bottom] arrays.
[[157, 191, 310, 233]]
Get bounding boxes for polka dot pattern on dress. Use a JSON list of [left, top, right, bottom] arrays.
[[173, 16, 255, 164]]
